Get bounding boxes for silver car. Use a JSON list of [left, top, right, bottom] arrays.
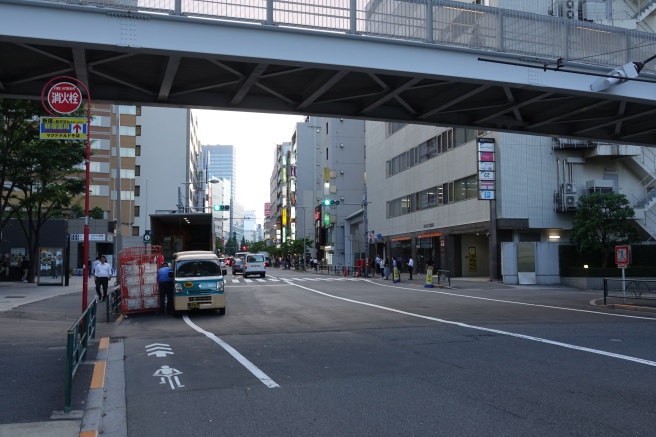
[[243, 254, 266, 278]]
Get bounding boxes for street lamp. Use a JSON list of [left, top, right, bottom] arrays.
[[179, 176, 220, 212]]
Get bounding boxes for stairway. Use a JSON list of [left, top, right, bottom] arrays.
[[635, 0, 656, 21]]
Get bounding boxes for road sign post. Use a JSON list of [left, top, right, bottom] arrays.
[[615, 245, 631, 303], [42, 77, 92, 312]]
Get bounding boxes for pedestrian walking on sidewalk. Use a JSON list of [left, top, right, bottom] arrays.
[[94, 256, 112, 301], [408, 256, 414, 280], [21, 257, 29, 282]]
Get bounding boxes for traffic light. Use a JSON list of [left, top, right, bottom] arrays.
[[323, 199, 340, 206], [241, 245, 247, 251], [213, 204, 230, 211]]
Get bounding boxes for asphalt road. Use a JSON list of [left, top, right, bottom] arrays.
[[1, 272, 655, 436], [108, 270, 656, 437]]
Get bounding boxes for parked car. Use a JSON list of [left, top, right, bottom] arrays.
[[231, 258, 244, 275]]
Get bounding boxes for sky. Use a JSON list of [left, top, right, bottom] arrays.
[[194, 110, 306, 223]]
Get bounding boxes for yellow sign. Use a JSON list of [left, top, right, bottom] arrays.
[[282, 208, 287, 226], [323, 167, 331, 181], [468, 247, 477, 272], [425, 267, 433, 288], [39, 117, 88, 139]]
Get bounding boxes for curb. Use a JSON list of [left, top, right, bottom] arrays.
[[79, 337, 109, 437]]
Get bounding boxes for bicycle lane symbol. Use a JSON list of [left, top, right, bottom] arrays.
[[153, 365, 185, 390]]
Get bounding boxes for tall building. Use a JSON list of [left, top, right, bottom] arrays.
[[203, 144, 237, 238], [69, 104, 137, 268], [135, 107, 202, 232]]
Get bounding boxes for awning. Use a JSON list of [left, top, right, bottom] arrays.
[[417, 232, 442, 238], [390, 236, 411, 242]]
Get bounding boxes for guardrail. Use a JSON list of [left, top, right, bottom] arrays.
[[106, 287, 121, 322], [603, 278, 656, 304], [65, 298, 97, 413], [28, 0, 656, 75]]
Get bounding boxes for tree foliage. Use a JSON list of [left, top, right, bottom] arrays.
[[569, 192, 640, 268], [0, 98, 86, 281]]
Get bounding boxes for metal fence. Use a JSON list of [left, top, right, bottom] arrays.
[[27, 0, 656, 74], [603, 278, 656, 304], [65, 298, 97, 413]]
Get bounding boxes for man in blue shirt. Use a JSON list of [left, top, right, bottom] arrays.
[[157, 262, 174, 315]]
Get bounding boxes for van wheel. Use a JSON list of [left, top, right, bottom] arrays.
[[260, 273, 265, 278], [218, 308, 225, 315]]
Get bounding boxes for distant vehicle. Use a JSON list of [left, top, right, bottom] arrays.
[[244, 253, 266, 278], [217, 258, 227, 276], [234, 251, 249, 261], [170, 251, 225, 315], [258, 252, 271, 267], [231, 258, 244, 275]]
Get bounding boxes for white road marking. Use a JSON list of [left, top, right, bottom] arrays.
[[368, 280, 656, 321], [244, 279, 253, 283], [183, 315, 280, 388], [255, 279, 266, 282], [231, 279, 239, 284], [288, 282, 656, 368]]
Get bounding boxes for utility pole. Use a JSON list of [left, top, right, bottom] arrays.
[[363, 188, 369, 277]]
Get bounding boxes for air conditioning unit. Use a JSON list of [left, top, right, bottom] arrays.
[[563, 183, 577, 194], [564, 194, 579, 211], [549, 0, 581, 20]]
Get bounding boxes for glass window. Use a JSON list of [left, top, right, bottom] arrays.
[[118, 105, 136, 115], [134, 185, 140, 197], [135, 145, 141, 156], [448, 182, 454, 203], [466, 175, 478, 199], [454, 178, 467, 202], [426, 137, 438, 160], [134, 205, 140, 217], [437, 185, 444, 205], [91, 116, 110, 127], [401, 195, 411, 215]]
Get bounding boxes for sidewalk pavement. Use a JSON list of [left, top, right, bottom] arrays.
[[0, 274, 112, 437]]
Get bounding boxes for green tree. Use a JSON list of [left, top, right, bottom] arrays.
[[225, 232, 237, 256], [90, 206, 104, 219], [249, 240, 268, 254], [70, 203, 84, 219], [1, 99, 86, 281], [570, 192, 640, 268]]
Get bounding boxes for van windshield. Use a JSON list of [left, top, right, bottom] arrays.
[[176, 260, 221, 277]]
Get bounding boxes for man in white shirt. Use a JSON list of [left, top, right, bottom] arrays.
[[408, 256, 414, 280], [94, 256, 112, 301]]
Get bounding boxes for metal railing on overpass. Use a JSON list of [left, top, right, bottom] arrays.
[[27, 0, 656, 74]]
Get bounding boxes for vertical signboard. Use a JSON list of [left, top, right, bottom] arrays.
[[478, 138, 495, 200]]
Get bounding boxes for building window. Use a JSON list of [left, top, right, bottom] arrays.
[[136, 106, 141, 116], [135, 125, 141, 136], [134, 205, 140, 217], [134, 185, 140, 197], [135, 145, 141, 156], [135, 165, 140, 177], [131, 226, 139, 236]]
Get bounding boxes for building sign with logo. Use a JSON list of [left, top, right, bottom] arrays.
[[477, 138, 496, 200], [70, 234, 107, 241]]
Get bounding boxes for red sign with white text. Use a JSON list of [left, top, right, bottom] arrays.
[[48, 82, 82, 114]]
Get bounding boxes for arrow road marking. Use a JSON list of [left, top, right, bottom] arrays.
[[146, 344, 174, 358]]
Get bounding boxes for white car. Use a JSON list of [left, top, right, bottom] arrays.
[[243, 253, 266, 278], [217, 257, 227, 276]]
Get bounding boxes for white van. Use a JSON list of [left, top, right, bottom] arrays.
[[243, 253, 266, 278]]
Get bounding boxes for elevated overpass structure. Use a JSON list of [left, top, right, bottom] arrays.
[[2, 0, 656, 146]]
